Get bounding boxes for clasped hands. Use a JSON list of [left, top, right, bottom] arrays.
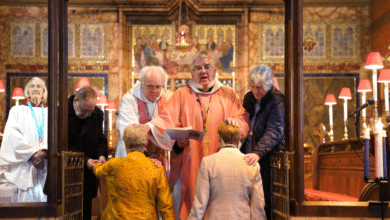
[[31, 150, 47, 169], [87, 156, 106, 169]]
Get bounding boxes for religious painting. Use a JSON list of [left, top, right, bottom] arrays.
[[330, 21, 360, 62], [131, 24, 236, 75], [303, 23, 326, 59]]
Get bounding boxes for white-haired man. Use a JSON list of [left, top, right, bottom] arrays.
[[167, 54, 249, 220], [115, 66, 173, 160]]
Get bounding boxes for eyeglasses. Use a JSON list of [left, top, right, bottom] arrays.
[[249, 84, 265, 91], [193, 64, 213, 73]]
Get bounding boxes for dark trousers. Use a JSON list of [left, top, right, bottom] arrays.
[[83, 195, 93, 220]]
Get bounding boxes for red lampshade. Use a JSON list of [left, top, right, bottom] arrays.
[[357, 79, 372, 92], [97, 95, 108, 106], [75, 78, 90, 91], [0, 80, 5, 92], [12, 88, 25, 100], [378, 69, 390, 83], [273, 77, 279, 90], [106, 101, 117, 111], [364, 52, 384, 69], [325, 94, 337, 105], [338, 88, 352, 99]]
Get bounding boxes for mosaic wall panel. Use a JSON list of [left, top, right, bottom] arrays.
[[6, 19, 109, 64], [41, 23, 75, 58], [194, 25, 236, 73], [331, 21, 360, 62], [303, 23, 326, 59], [9, 21, 36, 59], [259, 20, 360, 64]]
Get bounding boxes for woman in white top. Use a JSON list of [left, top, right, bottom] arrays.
[[0, 77, 48, 202]]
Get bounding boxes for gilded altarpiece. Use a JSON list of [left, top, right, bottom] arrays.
[[131, 24, 235, 91]]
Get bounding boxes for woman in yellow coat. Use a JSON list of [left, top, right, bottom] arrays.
[[93, 124, 175, 220]]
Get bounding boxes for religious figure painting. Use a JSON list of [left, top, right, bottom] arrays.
[[131, 24, 236, 74]]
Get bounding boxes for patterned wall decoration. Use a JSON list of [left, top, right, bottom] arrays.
[[41, 23, 75, 58], [303, 23, 326, 59], [259, 20, 360, 64], [8, 21, 36, 60], [194, 25, 236, 73], [6, 19, 109, 64], [275, 73, 359, 149], [331, 21, 360, 62]]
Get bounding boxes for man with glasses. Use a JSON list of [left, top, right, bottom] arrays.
[[115, 66, 173, 162], [68, 86, 108, 220], [167, 54, 249, 220]]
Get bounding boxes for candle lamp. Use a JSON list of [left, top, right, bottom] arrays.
[[363, 126, 370, 181], [339, 88, 352, 140], [325, 94, 337, 142], [365, 52, 384, 123], [106, 100, 117, 149], [357, 79, 372, 130], [378, 69, 390, 123], [0, 80, 5, 92], [374, 119, 385, 180], [75, 78, 90, 91], [97, 95, 108, 132], [12, 88, 25, 106]]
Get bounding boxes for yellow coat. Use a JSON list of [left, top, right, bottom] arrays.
[[93, 151, 175, 220]]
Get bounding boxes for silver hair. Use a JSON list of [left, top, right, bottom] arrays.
[[249, 65, 274, 92], [139, 66, 167, 85], [190, 54, 215, 72], [24, 77, 48, 104]]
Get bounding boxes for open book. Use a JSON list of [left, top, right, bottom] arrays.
[[165, 126, 205, 143]]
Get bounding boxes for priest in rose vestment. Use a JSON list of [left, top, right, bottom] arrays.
[[0, 77, 48, 202], [167, 54, 249, 220], [115, 66, 174, 164]]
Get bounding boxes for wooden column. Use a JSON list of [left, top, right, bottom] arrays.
[[284, 0, 304, 206], [47, 0, 60, 214]]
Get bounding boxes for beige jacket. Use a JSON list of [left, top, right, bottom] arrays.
[[188, 147, 266, 220]]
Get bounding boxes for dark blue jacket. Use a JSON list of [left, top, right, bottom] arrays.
[[241, 85, 285, 209], [241, 86, 285, 157]]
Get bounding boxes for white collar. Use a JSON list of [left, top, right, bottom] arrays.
[[188, 79, 223, 94]]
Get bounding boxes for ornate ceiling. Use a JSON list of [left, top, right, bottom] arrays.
[[0, 0, 371, 8]]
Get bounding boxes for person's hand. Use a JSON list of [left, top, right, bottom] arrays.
[[99, 156, 106, 163], [243, 153, 260, 166], [31, 150, 47, 169], [177, 138, 190, 148], [149, 158, 162, 168], [226, 117, 239, 127], [87, 159, 98, 169]]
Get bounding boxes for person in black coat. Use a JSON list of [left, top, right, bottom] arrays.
[[68, 86, 108, 220], [241, 65, 285, 220]]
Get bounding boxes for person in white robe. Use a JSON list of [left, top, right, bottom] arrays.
[[115, 66, 173, 158], [0, 77, 48, 203]]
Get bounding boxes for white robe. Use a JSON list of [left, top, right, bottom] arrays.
[[115, 84, 161, 158], [0, 105, 48, 202]]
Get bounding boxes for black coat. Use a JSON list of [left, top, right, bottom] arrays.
[[241, 86, 285, 209], [68, 95, 108, 198]]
